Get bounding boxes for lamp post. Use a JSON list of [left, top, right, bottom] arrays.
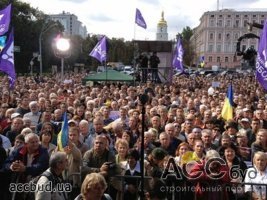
[[39, 22, 57, 76], [55, 37, 70, 82]]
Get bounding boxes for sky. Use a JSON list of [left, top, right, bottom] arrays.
[[20, 0, 267, 41]]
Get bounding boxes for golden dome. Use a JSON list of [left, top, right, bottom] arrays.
[[158, 11, 167, 26]]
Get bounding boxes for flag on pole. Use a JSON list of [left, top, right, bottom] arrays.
[[0, 4, 11, 36], [135, 8, 147, 29], [221, 84, 234, 121], [57, 112, 69, 151], [256, 19, 267, 90], [0, 28, 15, 88], [200, 56, 205, 68], [172, 37, 184, 71], [89, 36, 107, 63]]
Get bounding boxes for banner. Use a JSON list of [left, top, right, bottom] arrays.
[[89, 36, 107, 63], [256, 19, 267, 90], [0, 4, 11, 36], [0, 28, 15, 88], [135, 8, 147, 29], [172, 37, 184, 71]]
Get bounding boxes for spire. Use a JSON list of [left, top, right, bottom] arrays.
[[158, 10, 167, 26]]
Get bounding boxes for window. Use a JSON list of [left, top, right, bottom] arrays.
[[228, 15, 231, 18], [225, 44, 231, 52], [244, 15, 248, 18], [217, 57, 221, 62], [253, 15, 257, 18], [236, 15, 239, 18], [218, 20, 223, 27], [225, 57, 229, 62], [210, 19, 214, 27], [208, 56, 212, 62], [219, 15, 222, 18], [242, 45, 246, 51], [217, 44, 221, 52], [261, 20, 265, 25], [226, 33, 230, 40], [244, 20, 248, 27], [209, 33, 214, 40], [208, 44, 213, 52], [218, 33, 222, 40], [261, 15, 265, 18], [211, 15, 214, 18], [234, 33, 239, 40], [235, 20, 239, 27], [226, 20, 231, 27]]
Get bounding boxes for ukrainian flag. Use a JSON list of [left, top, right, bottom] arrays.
[[221, 84, 233, 121], [57, 112, 69, 151]]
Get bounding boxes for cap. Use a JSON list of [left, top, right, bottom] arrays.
[[11, 113, 21, 120], [241, 118, 250, 123]]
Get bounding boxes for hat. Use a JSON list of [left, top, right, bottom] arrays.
[[151, 148, 167, 161], [240, 118, 250, 123], [68, 119, 78, 126], [11, 113, 21, 120]]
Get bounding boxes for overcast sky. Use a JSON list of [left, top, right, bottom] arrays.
[[21, 0, 266, 41]]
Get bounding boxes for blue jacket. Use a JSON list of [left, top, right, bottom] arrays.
[[4, 145, 49, 177]]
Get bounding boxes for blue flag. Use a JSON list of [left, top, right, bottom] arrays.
[[256, 19, 267, 90], [173, 38, 184, 71], [135, 8, 147, 29], [0, 28, 15, 88], [57, 112, 69, 151], [89, 36, 107, 63], [0, 4, 11, 36]]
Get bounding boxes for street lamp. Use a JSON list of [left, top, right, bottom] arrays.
[[55, 37, 70, 82], [39, 22, 57, 76]]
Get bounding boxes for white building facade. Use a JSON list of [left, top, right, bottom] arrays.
[[49, 11, 87, 39], [191, 9, 267, 68]]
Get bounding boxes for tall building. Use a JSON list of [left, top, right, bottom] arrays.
[[49, 11, 87, 39], [191, 9, 267, 68], [156, 11, 168, 41]]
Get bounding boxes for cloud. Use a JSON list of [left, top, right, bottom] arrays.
[[218, 0, 261, 8]]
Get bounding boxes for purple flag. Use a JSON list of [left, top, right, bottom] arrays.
[[0, 4, 11, 36], [89, 36, 107, 63], [0, 29, 16, 88], [172, 38, 184, 71], [256, 19, 267, 90], [135, 8, 147, 29]]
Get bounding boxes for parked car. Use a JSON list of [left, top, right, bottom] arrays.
[[121, 66, 134, 75]]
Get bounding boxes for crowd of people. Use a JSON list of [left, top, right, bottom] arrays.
[[0, 71, 266, 200]]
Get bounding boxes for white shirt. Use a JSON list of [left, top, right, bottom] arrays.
[[244, 167, 267, 199]]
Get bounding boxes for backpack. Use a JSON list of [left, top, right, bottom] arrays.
[[24, 170, 56, 200]]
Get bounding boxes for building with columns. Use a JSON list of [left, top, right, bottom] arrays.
[[156, 11, 168, 41], [191, 9, 267, 68]]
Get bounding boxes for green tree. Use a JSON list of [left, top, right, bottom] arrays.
[[179, 26, 195, 67]]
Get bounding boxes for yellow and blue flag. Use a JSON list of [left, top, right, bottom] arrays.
[[221, 84, 233, 121], [57, 112, 69, 151]]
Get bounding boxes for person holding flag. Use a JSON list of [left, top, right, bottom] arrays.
[[221, 84, 234, 121]]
